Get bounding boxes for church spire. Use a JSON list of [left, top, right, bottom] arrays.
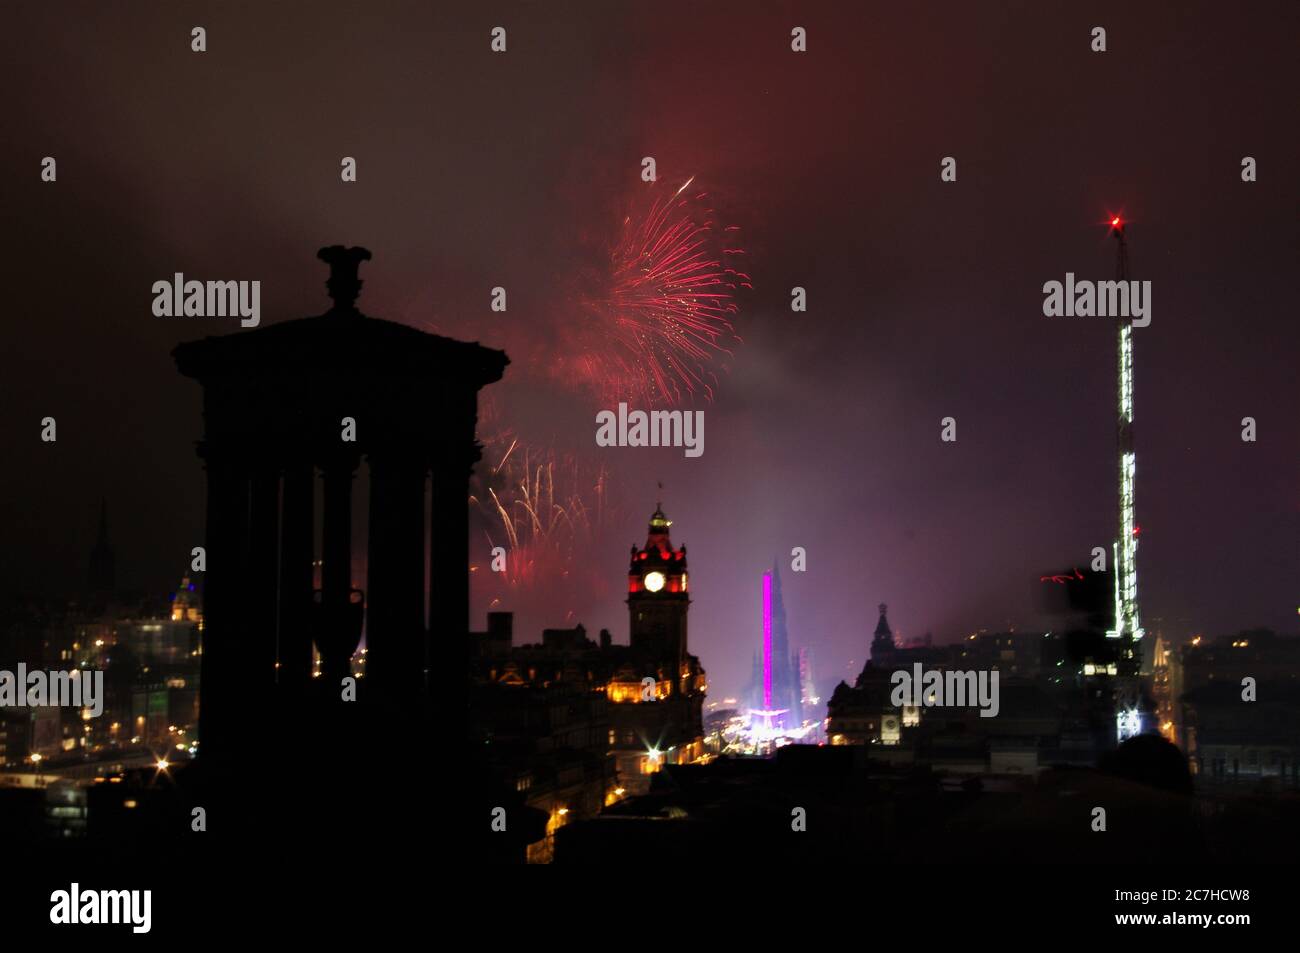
[[874, 603, 892, 639], [868, 602, 895, 666]]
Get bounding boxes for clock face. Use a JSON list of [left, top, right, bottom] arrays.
[[644, 571, 666, 593]]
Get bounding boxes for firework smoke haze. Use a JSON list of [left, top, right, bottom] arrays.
[[3, 1, 1295, 714]]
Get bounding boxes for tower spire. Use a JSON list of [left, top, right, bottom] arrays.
[[759, 561, 799, 729], [869, 602, 895, 666], [1110, 218, 1142, 655], [1109, 216, 1144, 742]]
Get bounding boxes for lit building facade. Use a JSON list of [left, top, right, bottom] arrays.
[[611, 505, 707, 793], [469, 502, 709, 860]]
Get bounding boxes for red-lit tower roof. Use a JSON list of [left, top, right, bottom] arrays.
[[628, 505, 687, 593]]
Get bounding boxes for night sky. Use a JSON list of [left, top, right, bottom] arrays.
[[3, 1, 1296, 703]]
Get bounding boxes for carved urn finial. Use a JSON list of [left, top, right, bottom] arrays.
[[316, 245, 372, 315]]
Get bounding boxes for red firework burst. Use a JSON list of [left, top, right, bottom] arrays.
[[568, 177, 750, 406]]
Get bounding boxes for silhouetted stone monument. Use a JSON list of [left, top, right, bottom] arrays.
[[174, 246, 506, 846]]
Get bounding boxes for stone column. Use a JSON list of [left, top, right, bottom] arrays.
[[319, 455, 360, 685], [430, 441, 479, 679], [248, 468, 281, 689], [366, 452, 427, 698], [277, 461, 315, 686], [198, 451, 251, 765]]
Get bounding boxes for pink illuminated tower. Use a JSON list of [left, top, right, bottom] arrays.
[[762, 571, 773, 708], [750, 566, 801, 730]]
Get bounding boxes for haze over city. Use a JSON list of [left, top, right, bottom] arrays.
[[5, 4, 1294, 709]]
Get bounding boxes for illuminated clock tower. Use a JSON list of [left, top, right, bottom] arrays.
[[628, 504, 689, 669], [608, 501, 706, 793]]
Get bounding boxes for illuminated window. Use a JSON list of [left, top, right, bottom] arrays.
[[607, 681, 640, 703], [607, 679, 669, 703]]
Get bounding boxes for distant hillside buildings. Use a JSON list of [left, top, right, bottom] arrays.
[[0, 507, 203, 774], [827, 604, 1300, 787]]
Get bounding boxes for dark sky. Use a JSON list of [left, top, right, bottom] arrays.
[[3, 1, 1296, 702]]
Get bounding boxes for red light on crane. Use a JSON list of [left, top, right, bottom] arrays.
[[1111, 217, 1121, 227]]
